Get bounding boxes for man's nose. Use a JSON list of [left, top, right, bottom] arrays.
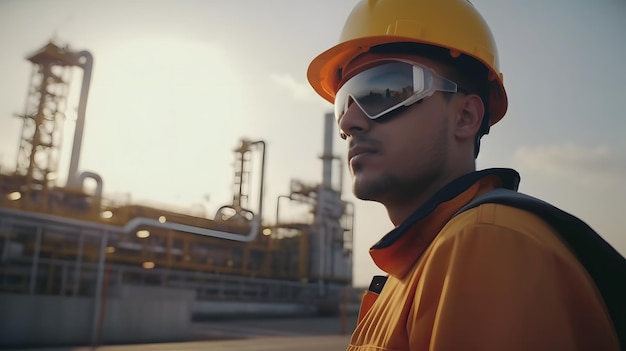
[[338, 96, 372, 139]]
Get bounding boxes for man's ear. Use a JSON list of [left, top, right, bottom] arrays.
[[454, 94, 485, 141]]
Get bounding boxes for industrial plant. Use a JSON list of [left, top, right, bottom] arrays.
[[0, 42, 356, 348]]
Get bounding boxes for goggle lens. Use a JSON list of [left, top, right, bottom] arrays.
[[334, 60, 458, 122]]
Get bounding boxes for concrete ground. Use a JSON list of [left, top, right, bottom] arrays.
[[6, 315, 359, 351], [189, 315, 358, 340], [9, 335, 353, 351]]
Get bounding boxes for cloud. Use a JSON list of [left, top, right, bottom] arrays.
[[269, 73, 331, 106], [514, 143, 626, 183]]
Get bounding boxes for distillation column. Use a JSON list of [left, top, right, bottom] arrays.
[[14, 41, 93, 206], [313, 112, 353, 295]]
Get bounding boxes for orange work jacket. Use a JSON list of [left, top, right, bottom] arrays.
[[348, 169, 619, 351]]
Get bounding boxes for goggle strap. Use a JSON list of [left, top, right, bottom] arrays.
[[431, 72, 458, 93]]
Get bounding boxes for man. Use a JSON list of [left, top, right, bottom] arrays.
[[307, 0, 621, 350]]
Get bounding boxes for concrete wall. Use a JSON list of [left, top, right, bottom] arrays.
[[0, 293, 93, 347], [0, 285, 196, 349], [101, 285, 196, 344], [192, 300, 317, 319], [0, 286, 358, 348]]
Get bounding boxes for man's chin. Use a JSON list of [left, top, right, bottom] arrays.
[[352, 179, 380, 202]]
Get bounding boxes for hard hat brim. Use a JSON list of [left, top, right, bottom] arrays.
[[307, 36, 508, 125]]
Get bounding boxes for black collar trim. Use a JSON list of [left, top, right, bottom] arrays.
[[372, 168, 520, 249]]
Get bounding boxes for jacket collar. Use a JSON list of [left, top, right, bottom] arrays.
[[369, 168, 520, 279]]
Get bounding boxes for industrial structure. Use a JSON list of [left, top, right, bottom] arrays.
[[0, 42, 355, 348]]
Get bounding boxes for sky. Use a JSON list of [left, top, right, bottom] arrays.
[[0, 0, 624, 288]]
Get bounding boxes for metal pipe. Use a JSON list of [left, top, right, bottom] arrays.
[[335, 156, 344, 194], [91, 232, 108, 347], [317, 220, 327, 297], [76, 171, 103, 199], [73, 231, 85, 296], [67, 50, 93, 188], [29, 227, 43, 294], [0, 197, 261, 243], [251, 140, 266, 220], [275, 195, 291, 226], [123, 216, 260, 242], [1, 218, 8, 262], [322, 112, 334, 189], [60, 262, 68, 295]]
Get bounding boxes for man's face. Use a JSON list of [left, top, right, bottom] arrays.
[[337, 54, 460, 208]]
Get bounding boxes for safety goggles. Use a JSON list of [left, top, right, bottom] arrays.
[[334, 59, 461, 122]]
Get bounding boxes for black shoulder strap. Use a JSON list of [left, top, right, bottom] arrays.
[[456, 188, 626, 347]]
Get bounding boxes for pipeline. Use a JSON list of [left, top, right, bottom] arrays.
[[122, 216, 261, 242], [67, 50, 93, 188]]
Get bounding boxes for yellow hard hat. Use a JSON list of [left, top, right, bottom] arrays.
[[308, 0, 508, 125]]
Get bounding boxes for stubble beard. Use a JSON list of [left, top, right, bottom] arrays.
[[351, 125, 449, 207], [352, 156, 446, 206]]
